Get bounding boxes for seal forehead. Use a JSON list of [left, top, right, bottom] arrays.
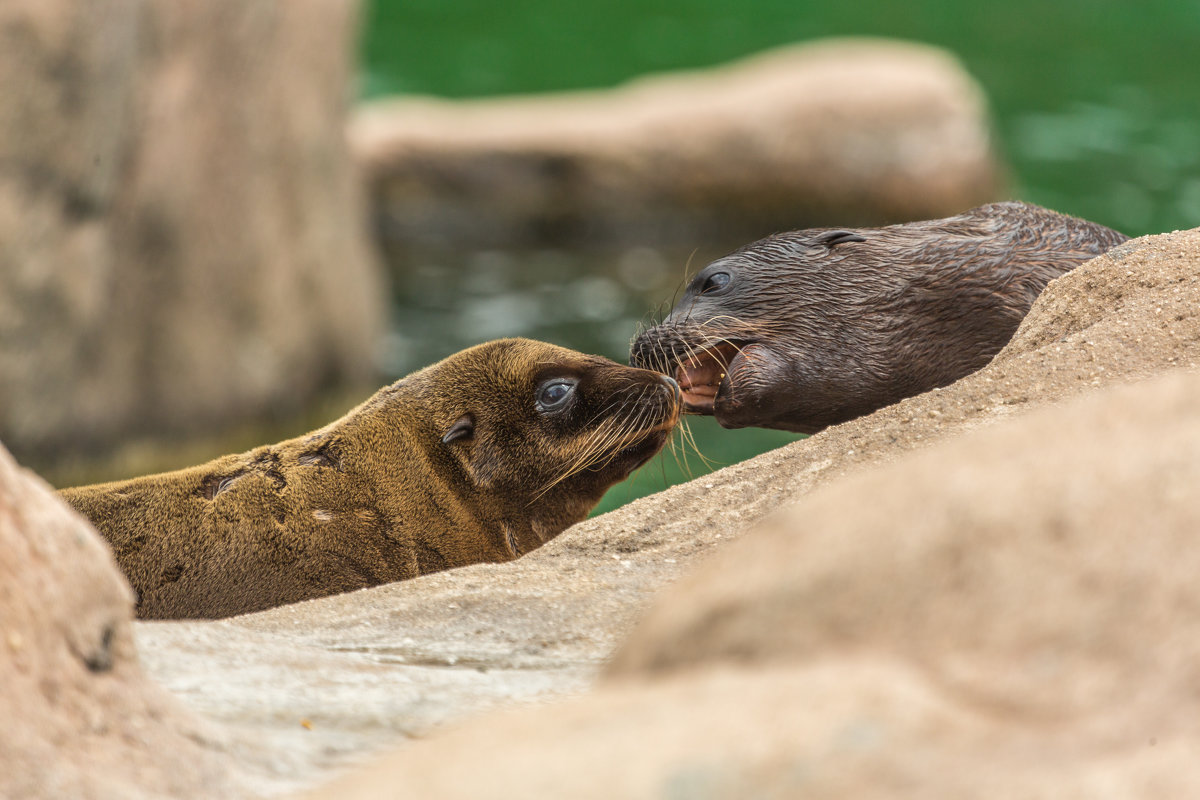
[[489, 337, 582, 367], [726, 232, 869, 274], [522, 341, 606, 378], [449, 339, 600, 415]]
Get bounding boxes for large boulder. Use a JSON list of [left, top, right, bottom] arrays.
[[611, 362, 1200, 688], [0, 0, 385, 461], [353, 39, 1002, 250], [0, 440, 242, 799], [306, 364, 1200, 800]]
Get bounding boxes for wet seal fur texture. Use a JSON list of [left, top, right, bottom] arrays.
[[60, 339, 680, 619], [630, 202, 1127, 433]]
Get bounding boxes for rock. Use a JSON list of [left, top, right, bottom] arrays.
[[306, 661, 1200, 800], [353, 39, 1001, 250], [611, 364, 1200, 689], [305, 358, 1200, 799], [132, 526, 692, 790], [137, 229, 1199, 792], [0, 439, 243, 799], [0, 0, 385, 462]]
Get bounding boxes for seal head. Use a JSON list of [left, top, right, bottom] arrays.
[[61, 339, 680, 619], [631, 202, 1128, 433]]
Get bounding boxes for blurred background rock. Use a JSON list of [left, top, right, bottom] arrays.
[[0, 0, 384, 477], [353, 40, 999, 250], [1, 0, 1197, 511]]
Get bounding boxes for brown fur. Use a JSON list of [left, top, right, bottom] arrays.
[[630, 202, 1128, 433], [60, 339, 679, 619]]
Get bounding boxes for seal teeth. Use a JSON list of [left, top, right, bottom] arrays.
[[673, 342, 742, 414]]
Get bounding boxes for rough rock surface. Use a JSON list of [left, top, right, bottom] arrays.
[[612, 364, 1200, 687], [305, 238, 1200, 797], [353, 39, 1001, 250], [132, 228, 1199, 795], [0, 440, 246, 799], [0, 0, 384, 461]]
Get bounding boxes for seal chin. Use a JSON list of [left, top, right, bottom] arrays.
[[588, 424, 676, 489], [616, 428, 673, 474], [708, 343, 797, 431]]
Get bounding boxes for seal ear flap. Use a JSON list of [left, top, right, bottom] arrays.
[[442, 415, 475, 445], [813, 230, 867, 247]]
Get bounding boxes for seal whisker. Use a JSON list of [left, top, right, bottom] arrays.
[[534, 425, 623, 501], [678, 417, 716, 472], [666, 427, 692, 479], [535, 419, 633, 498]]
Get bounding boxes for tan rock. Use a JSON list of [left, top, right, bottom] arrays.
[[0, 440, 241, 799], [353, 39, 1001, 249], [611, 366, 1200, 700], [0, 0, 385, 461], [308, 661, 1200, 800], [307, 364, 1200, 800]]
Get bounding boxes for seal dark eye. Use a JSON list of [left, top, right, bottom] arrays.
[[536, 379, 577, 412], [700, 271, 731, 294]]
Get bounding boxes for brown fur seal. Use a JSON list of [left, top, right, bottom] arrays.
[[60, 339, 680, 620], [630, 201, 1127, 433]]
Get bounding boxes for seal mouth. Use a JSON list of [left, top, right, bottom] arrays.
[[674, 342, 747, 414]]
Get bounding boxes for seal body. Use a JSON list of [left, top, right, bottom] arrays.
[[61, 339, 680, 619], [630, 202, 1127, 433]]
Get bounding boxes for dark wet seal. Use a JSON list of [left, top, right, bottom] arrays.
[[631, 201, 1128, 434]]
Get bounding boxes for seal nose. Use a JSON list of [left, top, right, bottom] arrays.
[[660, 374, 683, 405]]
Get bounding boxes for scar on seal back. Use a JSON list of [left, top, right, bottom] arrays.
[[60, 338, 681, 620], [630, 202, 1128, 434]]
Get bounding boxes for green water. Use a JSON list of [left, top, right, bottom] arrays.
[[361, 0, 1200, 236], [359, 0, 1200, 513]]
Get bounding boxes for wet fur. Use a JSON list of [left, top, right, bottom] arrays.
[[60, 339, 678, 619], [631, 202, 1128, 433]]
